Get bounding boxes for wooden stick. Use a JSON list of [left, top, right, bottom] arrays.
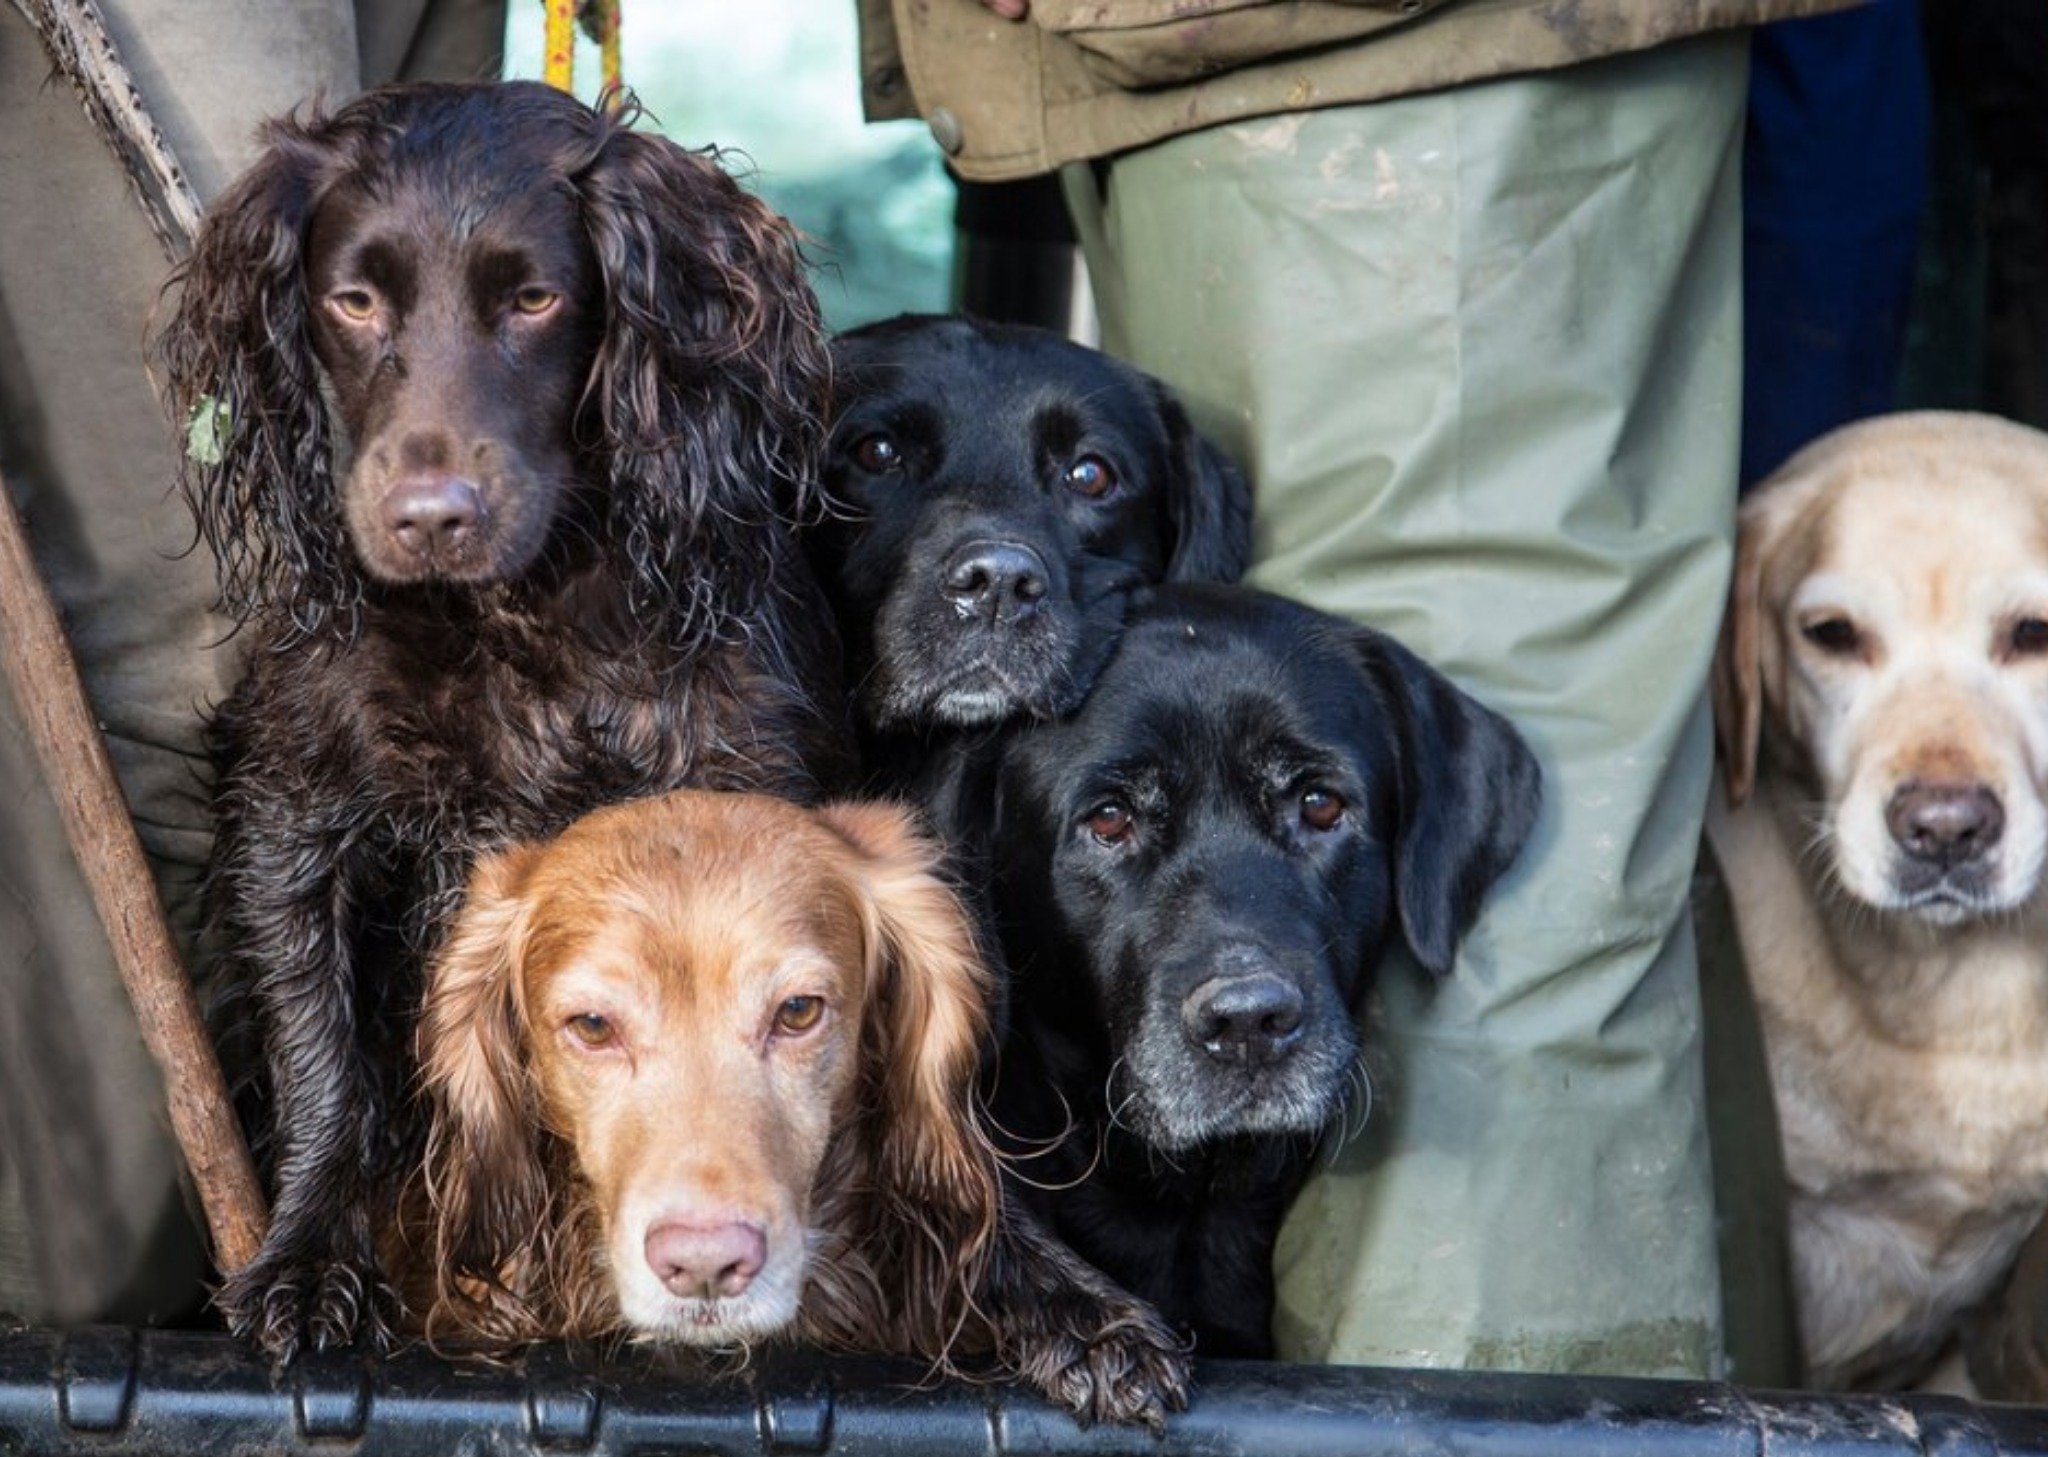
[[7, 0, 204, 258], [0, 471, 266, 1274], [6, 0, 268, 1273]]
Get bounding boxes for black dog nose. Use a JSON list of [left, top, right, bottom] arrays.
[[1182, 974, 1305, 1066], [382, 475, 482, 558], [941, 541, 1048, 624], [1885, 781, 2004, 867]]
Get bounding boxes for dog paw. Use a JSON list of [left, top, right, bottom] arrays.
[[309, 1257, 398, 1355], [218, 1249, 398, 1365], [1014, 1297, 1192, 1429]]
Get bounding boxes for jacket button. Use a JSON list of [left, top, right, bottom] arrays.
[[928, 107, 965, 156]]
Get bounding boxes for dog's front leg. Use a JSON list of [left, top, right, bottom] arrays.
[[983, 1196, 1192, 1428], [210, 803, 397, 1364]]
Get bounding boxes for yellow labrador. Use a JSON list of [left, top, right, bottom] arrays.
[[1709, 411, 2048, 1388]]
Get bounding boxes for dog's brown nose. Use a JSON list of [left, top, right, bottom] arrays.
[[1183, 974, 1305, 1066], [383, 475, 482, 558], [1886, 782, 2005, 867], [644, 1220, 766, 1301]]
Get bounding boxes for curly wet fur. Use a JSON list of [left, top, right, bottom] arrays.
[[420, 1077, 996, 1361], [415, 799, 1007, 1352], [157, 83, 830, 654], [417, 791, 1186, 1426], [417, 836, 998, 1362], [151, 82, 845, 1360]]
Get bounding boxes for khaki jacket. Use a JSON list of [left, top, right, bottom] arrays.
[[860, 0, 1862, 181]]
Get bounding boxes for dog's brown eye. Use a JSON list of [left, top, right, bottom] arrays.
[[851, 434, 901, 473], [1800, 616, 1861, 657], [2010, 618, 2048, 658], [511, 285, 560, 316], [330, 289, 377, 322], [1085, 801, 1134, 846], [566, 1013, 615, 1048], [773, 996, 825, 1035], [1301, 788, 1346, 831], [1064, 455, 1117, 499]]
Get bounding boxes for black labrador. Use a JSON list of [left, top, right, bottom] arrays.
[[809, 314, 1253, 779], [950, 583, 1542, 1356]]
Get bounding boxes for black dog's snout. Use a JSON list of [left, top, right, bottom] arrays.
[[1886, 781, 2005, 867], [383, 475, 483, 558], [941, 540, 1048, 624], [1182, 974, 1306, 1066]]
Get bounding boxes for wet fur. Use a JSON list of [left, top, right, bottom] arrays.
[[948, 584, 1539, 1356], [152, 81, 842, 1359], [419, 791, 1188, 1425]]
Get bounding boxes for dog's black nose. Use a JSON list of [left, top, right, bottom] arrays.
[[1886, 781, 2005, 867], [383, 475, 482, 558], [941, 540, 1048, 624], [1182, 974, 1305, 1066]]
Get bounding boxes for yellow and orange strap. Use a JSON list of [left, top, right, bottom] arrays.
[[543, 0, 623, 99]]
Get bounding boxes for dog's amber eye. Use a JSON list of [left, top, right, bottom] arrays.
[[1800, 616, 1861, 657], [511, 285, 560, 316], [1301, 788, 1346, 831], [330, 289, 377, 322], [850, 434, 901, 473], [566, 1012, 615, 1048], [1064, 455, 1117, 499], [1085, 801, 1134, 846], [2010, 618, 2048, 658], [773, 996, 825, 1035]]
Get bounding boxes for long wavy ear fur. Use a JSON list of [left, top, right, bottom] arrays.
[[152, 109, 360, 637], [418, 844, 553, 1345], [819, 801, 1000, 1359], [574, 104, 833, 656]]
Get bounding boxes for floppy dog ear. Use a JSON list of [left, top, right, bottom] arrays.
[[1713, 508, 1768, 807], [1152, 384, 1254, 583], [819, 802, 1000, 1330], [152, 112, 356, 631], [418, 843, 549, 1342], [574, 107, 832, 652], [1352, 630, 1542, 977]]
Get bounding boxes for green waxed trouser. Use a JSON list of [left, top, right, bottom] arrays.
[[1064, 32, 1748, 1376], [0, 0, 502, 1324]]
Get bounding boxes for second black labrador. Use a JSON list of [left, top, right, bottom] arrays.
[[950, 583, 1542, 1356], [809, 314, 1252, 769]]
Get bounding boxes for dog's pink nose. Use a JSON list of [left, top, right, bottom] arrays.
[[644, 1220, 766, 1300], [383, 474, 482, 557]]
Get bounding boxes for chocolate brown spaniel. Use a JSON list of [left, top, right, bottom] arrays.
[[153, 81, 845, 1362]]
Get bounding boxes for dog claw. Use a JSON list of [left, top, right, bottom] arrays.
[[218, 1250, 397, 1366], [1015, 1298, 1192, 1429]]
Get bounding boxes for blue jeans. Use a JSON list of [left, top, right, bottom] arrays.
[[1742, 0, 1928, 486]]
